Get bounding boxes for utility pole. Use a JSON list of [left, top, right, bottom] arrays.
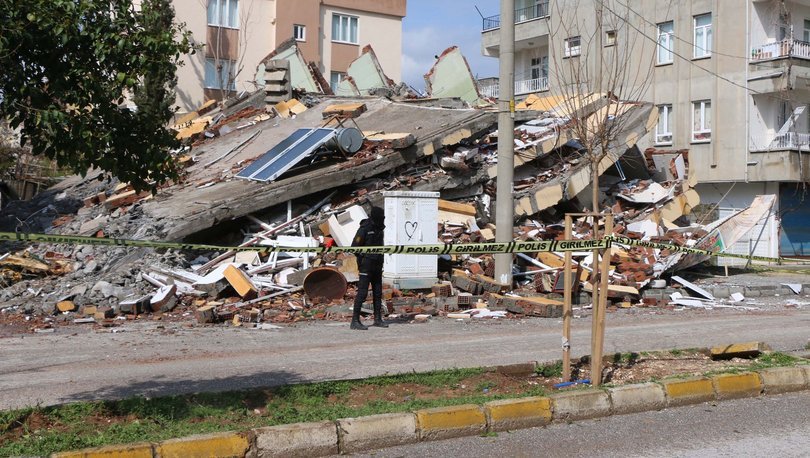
[[494, 0, 515, 286]]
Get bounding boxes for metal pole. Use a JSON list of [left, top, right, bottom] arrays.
[[563, 215, 573, 381], [495, 0, 515, 286]]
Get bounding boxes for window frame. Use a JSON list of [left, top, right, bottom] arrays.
[[657, 21, 674, 65], [204, 57, 237, 91], [693, 13, 712, 59], [207, 0, 239, 29], [691, 100, 712, 143], [605, 30, 617, 47], [804, 19, 810, 42], [331, 13, 359, 45], [293, 24, 306, 42], [564, 36, 581, 58], [655, 104, 673, 145], [330, 71, 346, 92]]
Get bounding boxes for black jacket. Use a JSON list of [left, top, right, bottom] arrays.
[[352, 218, 385, 272]]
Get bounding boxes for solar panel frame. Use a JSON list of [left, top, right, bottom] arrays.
[[236, 128, 337, 182]]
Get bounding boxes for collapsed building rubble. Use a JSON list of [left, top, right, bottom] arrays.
[[0, 46, 781, 333]]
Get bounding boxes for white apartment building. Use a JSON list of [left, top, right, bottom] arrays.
[[172, 0, 406, 112], [480, 0, 810, 259]]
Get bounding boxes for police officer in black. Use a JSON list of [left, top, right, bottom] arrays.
[[350, 206, 388, 330]]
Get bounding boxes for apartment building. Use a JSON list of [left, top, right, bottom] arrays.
[[172, 0, 406, 112], [480, 0, 810, 259]]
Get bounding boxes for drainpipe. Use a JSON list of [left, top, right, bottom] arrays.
[[494, 0, 516, 286], [745, 0, 750, 183]]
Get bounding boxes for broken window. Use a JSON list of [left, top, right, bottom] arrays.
[[693, 13, 712, 58], [204, 57, 236, 91], [605, 30, 616, 46], [330, 72, 345, 92], [692, 100, 711, 142], [656, 104, 673, 145], [657, 21, 674, 64], [332, 13, 358, 44], [564, 36, 581, 57], [294, 24, 306, 41], [207, 0, 239, 29]]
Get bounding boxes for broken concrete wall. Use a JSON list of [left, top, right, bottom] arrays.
[[336, 45, 395, 97], [256, 39, 330, 94], [424, 46, 488, 107]]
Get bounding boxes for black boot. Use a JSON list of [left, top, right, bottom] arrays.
[[350, 302, 367, 330], [372, 303, 388, 328]]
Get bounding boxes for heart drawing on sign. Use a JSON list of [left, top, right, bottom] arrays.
[[404, 221, 418, 240]]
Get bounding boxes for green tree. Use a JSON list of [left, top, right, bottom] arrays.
[[0, 0, 195, 192]]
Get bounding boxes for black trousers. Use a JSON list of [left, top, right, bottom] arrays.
[[353, 269, 383, 315]]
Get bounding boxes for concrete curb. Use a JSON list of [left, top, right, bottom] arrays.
[[51, 351, 810, 458]]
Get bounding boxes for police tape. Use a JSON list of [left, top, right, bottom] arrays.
[[0, 231, 806, 263], [0, 231, 607, 255], [607, 235, 805, 264]]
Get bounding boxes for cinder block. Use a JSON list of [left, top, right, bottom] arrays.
[[337, 413, 418, 453], [711, 286, 730, 298], [660, 377, 716, 407], [712, 372, 763, 400], [551, 389, 611, 421], [744, 288, 761, 298], [608, 382, 666, 414], [485, 396, 552, 431], [416, 404, 486, 440], [52, 443, 153, 458], [156, 432, 250, 458], [759, 366, 809, 394], [255, 421, 338, 457]]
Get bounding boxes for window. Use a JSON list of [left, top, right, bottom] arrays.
[[564, 36, 581, 57], [330, 72, 345, 92], [605, 30, 617, 46], [207, 0, 239, 28], [204, 57, 236, 91], [657, 21, 674, 64], [692, 100, 711, 142], [332, 13, 358, 44], [656, 105, 673, 145], [804, 19, 810, 42], [693, 14, 712, 58], [294, 24, 306, 41]]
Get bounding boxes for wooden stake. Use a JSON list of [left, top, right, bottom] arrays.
[[592, 213, 614, 386], [590, 214, 601, 384], [563, 215, 573, 381]]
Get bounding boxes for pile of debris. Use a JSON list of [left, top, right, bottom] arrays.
[[0, 45, 778, 333]]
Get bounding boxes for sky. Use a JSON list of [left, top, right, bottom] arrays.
[[401, 0, 500, 92]]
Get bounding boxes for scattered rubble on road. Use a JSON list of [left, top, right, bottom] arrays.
[[0, 45, 797, 335]]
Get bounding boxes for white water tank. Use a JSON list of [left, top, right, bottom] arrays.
[[383, 191, 439, 289]]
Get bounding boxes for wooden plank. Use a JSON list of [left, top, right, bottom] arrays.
[[322, 103, 367, 119], [223, 265, 258, 299], [438, 199, 476, 216]]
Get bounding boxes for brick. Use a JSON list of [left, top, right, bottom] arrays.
[[56, 300, 76, 313], [195, 305, 217, 323], [416, 404, 486, 440], [485, 396, 552, 431], [660, 377, 716, 406], [223, 265, 258, 299], [473, 274, 510, 293], [712, 372, 763, 400], [80, 305, 97, 316]]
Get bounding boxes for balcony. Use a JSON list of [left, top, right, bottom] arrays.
[[751, 131, 810, 151], [479, 77, 549, 98], [751, 39, 810, 61], [482, 1, 550, 31]]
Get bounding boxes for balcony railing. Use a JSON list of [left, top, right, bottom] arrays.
[[751, 131, 810, 151], [751, 38, 810, 61], [482, 1, 550, 31], [479, 77, 550, 98]]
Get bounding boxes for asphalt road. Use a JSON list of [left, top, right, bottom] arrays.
[[348, 391, 810, 457], [1, 308, 810, 410]]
